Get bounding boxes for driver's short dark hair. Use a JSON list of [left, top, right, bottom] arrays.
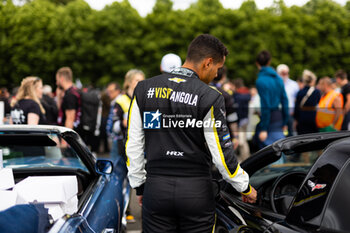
[[186, 34, 228, 64], [256, 50, 271, 66]]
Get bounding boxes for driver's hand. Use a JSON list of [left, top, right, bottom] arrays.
[[242, 187, 257, 203]]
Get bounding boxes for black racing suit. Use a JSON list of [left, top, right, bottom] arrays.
[[126, 67, 251, 233]]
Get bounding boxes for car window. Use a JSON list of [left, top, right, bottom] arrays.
[[321, 159, 350, 232], [287, 162, 340, 227], [245, 150, 322, 213], [1, 133, 88, 172], [250, 150, 321, 184]]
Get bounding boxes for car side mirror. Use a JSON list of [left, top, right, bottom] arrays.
[[95, 159, 113, 175]]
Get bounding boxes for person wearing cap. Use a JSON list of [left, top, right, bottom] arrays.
[[160, 53, 182, 73]]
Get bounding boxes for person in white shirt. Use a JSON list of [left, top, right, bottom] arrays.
[[277, 64, 299, 136]]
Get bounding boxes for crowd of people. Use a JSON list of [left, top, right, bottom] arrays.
[[207, 50, 350, 162], [2, 33, 350, 231], [0, 50, 349, 162]]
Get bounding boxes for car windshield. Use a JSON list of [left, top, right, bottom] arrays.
[[0, 132, 88, 172], [250, 149, 322, 185]]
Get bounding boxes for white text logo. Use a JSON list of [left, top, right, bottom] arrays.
[[166, 151, 184, 157]]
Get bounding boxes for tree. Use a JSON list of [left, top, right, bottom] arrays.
[[153, 0, 172, 14], [2, 0, 350, 88]]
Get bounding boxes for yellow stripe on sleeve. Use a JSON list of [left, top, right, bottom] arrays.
[[125, 97, 136, 167], [211, 106, 240, 178]]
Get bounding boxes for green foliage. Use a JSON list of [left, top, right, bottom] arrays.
[[1, 0, 350, 88], [153, 0, 173, 13]]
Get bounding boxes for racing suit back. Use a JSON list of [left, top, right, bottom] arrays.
[[126, 67, 250, 233], [140, 74, 218, 177], [126, 67, 249, 192]]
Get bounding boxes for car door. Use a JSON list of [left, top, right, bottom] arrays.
[[286, 137, 350, 233], [320, 157, 350, 232], [49, 130, 128, 233]]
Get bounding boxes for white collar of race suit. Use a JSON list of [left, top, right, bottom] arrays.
[[170, 67, 199, 79]]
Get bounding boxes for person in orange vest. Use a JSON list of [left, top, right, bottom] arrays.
[[316, 77, 344, 132]]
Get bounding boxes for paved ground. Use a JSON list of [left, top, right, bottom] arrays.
[[126, 189, 142, 233]]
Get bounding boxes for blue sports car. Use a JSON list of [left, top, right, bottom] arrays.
[[0, 125, 130, 233]]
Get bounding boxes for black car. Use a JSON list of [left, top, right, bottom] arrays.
[[215, 131, 350, 233]]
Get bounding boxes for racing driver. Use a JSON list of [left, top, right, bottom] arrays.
[[126, 34, 257, 233]]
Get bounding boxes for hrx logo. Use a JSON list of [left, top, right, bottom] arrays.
[[143, 110, 162, 129], [166, 151, 184, 157]]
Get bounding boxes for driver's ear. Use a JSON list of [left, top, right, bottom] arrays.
[[203, 58, 213, 69]]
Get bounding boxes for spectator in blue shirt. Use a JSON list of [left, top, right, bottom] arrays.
[[255, 50, 289, 148]]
